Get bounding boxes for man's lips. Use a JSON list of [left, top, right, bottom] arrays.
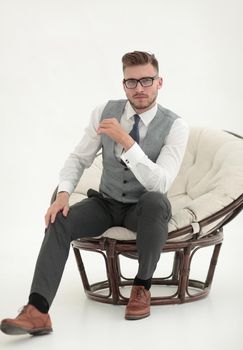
[[133, 94, 148, 99]]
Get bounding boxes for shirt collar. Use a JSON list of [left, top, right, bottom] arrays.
[[125, 100, 158, 126]]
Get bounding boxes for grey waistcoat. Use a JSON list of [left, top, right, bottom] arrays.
[[99, 99, 179, 203]]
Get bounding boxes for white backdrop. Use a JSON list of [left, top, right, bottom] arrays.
[[0, 0, 243, 348]]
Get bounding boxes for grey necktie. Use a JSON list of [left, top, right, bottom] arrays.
[[129, 114, 140, 144]]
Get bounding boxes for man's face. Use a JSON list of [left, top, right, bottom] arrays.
[[123, 63, 163, 113]]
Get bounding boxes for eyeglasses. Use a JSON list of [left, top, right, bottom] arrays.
[[123, 75, 158, 89]]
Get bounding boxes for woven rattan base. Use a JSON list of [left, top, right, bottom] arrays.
[[72, 229, 223, 305]]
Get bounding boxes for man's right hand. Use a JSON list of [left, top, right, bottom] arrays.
[[45, 191, 70, 228]]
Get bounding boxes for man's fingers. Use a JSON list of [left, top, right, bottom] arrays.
[[100, 118, 117, 125], [45, 205, 69, 228], [45, 208, 58, 227], [45, 212, 50, 228], [62, 206, 69, 217], [51, 212, 57, 224], [98, 118, 118, 129]]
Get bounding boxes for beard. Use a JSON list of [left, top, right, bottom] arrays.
[[128, 93, 158, 112]]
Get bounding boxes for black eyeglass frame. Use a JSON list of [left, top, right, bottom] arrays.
[[123, 75, 159, 89]]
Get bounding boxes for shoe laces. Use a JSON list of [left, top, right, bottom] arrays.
[[133, 287, 145, 301], [17, 305, 28, 316]]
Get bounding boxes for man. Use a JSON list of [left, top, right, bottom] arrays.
[[1, 51, 189, 335]]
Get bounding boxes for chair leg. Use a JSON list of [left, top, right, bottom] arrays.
[[178, 245, 192, 302], [73, 247, 91, 292], [172, 250, 183, 282], [105, 239, 120, 304], [205, 242, 222, 288]]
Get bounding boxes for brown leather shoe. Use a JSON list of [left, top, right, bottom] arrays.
[[125, 285, 151, 320], [0, 304, 53, 335]]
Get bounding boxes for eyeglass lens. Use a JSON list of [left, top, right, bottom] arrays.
[[125, 77, 154, 88]]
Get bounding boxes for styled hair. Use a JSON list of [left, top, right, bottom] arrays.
[[122, 51, 159, 73]]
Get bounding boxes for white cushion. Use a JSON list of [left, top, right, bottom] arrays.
[[69, 127, 243, 242]]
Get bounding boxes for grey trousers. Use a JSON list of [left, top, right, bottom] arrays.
[[30, 190, 171, 306]]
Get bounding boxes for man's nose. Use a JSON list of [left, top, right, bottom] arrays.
[[135, 81, 144, 92]]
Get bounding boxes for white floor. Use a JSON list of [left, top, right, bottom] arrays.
[[0, 214, 243, 350]]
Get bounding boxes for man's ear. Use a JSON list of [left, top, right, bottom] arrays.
[[158, 77, 163, 89], [122, 80, 126, 92]]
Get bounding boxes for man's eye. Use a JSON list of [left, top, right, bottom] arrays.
[[141, 78, 152, 85]]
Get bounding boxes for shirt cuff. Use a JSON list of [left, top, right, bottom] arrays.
[[120, 142, 145, 168], [57, 181, 74, 195]]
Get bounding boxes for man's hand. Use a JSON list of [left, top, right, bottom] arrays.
[[97, 118, 134, 151], [45, 191, 70, 228]]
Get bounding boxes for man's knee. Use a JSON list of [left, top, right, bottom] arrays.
[[138, 191, 171, 221], [53, 211, 68, 225]]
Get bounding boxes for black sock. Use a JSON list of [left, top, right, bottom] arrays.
[[28, 293, 49, 314], [133, 276, 152, 290]]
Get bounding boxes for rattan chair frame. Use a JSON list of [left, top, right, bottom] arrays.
[[71, 193, 243, 305]]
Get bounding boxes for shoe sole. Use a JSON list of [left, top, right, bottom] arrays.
[[1, 323, 53, 336], [125, 312, 150, 320]]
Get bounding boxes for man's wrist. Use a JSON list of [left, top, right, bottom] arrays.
[[122, 134, 135, 151], [57, 191, 70, 197]]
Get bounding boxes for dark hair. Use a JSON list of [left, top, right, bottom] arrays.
[[122, 51, 159, 73]]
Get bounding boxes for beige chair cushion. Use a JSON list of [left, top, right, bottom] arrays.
[[69, 127, 243, 242]]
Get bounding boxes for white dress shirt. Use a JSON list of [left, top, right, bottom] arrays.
[[58, 101, 189, 195]]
